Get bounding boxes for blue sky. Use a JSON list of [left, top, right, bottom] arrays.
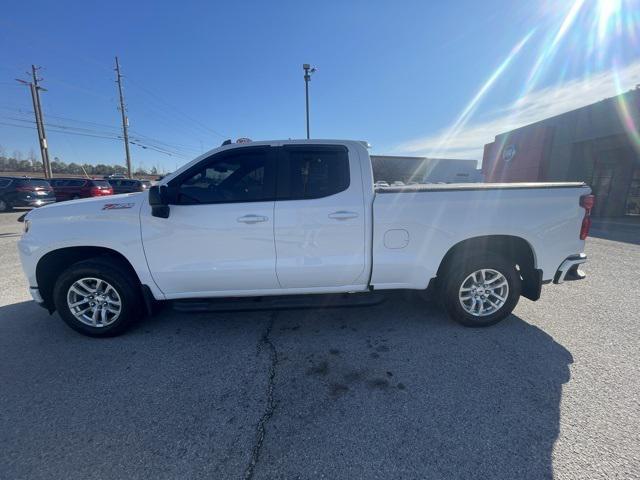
[[1, 0, 639, 171]]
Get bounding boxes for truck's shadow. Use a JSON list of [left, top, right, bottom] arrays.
[[0, 296, 571, 479], [590, 221, 640, 245]]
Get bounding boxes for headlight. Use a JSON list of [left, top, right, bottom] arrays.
[[24, 219, 31, 234]]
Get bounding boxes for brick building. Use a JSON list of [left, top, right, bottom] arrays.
[[483, 87, 640, 217]]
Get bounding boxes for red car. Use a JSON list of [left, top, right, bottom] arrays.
[[49, 178, 113, 201]]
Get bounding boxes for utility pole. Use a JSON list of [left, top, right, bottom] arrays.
[[115, 56, 132, 178], [303, 64, 316, 139], [16, 66, 51, 178], [31, 65, 52, 178]]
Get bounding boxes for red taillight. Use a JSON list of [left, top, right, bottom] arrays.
[[580, 216, 592, 240], [90, 187, 113, 196], [579, 194, 595, 240], [580, 194, 595, 210]]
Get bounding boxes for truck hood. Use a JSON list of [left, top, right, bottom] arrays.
[[25, 192, 146, 221]]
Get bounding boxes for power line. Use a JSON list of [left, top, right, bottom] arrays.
[[1, 116, 123, 137], [1, 106, 200, 153], [125, 75, 229, 139], [0, 120, 189, 157], [0, 120, 121, 140], [1, 112, 198, 157]]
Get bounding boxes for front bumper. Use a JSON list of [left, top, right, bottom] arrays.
[[554, 253, 587, 284]]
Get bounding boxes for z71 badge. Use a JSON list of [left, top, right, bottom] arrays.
[[102, 203, 135, 210]]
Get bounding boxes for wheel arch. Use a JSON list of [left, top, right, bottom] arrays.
[[36, 246, 143, 312], [436, 235, 542, 301]]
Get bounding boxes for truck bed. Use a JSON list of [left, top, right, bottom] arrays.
[[370, 181, 590, 290], [375, 182, 587, 193]]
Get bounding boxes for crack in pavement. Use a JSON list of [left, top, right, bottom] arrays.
[[244, 311, 279, 480]]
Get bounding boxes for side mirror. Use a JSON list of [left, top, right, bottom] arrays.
[[148, 185, 170, 218]]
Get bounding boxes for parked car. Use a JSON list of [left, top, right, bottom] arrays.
[[49, 178, 113, 201], [18, 139, 592, 336], [0, 176, 56, 212], [108, 178, 150, 194]]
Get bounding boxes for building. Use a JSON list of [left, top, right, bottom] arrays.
[[483, 87, 640, 217], [371, 155, 482, 184]]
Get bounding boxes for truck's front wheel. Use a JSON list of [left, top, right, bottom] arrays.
[[53, 258, 142, 337], [441, 253, 521, 327]]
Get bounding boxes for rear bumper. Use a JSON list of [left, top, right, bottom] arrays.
[[554, 253, 587, 284], [13, 197, 56, 208]]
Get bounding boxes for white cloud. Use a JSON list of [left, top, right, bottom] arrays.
[[394, 60, 640, 160]]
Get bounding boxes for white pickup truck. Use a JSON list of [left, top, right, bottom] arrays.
[[18, 139, 593, 336]]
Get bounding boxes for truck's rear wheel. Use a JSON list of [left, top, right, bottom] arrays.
[[53, 258, 142, 337], [441, 253, 521, 327]]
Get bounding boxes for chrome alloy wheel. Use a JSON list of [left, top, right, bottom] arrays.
[[66, 277, 122, 327], [458, 268, 509, 317]]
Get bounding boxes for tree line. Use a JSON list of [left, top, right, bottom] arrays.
[[0, 146, 160, 177]]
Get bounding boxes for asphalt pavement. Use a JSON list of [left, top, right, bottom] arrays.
[[0, 210, 638, 479]]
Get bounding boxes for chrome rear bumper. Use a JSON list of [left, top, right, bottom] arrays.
[[554, 253, 587, 284]]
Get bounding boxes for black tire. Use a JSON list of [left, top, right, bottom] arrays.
[[53, 257, 142, 337], [441, 253, 521, 327], [0, 197, 11, 212]]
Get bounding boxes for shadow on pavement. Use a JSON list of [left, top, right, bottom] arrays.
[[255, 294, 573, 479], [590, 219, 640, 245], [0, 296, 572, 479]]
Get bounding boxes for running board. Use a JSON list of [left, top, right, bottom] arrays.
[[172, 292, 386, 313]]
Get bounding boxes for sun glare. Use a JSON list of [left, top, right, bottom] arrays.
[[411, 0, 639, 160], [597, 0, 622, 40]]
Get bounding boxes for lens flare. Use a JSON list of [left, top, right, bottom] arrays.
[[613, 67, 640, 155], [525, 0, 586, 95], [598, 0, 623, 41], [425, 30, 535, 159], [404, 0, 639, 172]]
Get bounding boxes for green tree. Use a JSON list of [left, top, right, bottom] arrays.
[[18, 160, 32, 171], [66, 163, 83, 175], [51, 157, 68, 174]]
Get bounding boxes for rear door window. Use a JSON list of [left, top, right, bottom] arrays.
[[278, 146, 350, 200]]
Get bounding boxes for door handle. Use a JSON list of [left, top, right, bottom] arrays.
[[328, 211, 359, 220], [237, 214, 268, 224]]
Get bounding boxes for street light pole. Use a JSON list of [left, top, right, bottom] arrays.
[[303, 64, 316, 139]]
